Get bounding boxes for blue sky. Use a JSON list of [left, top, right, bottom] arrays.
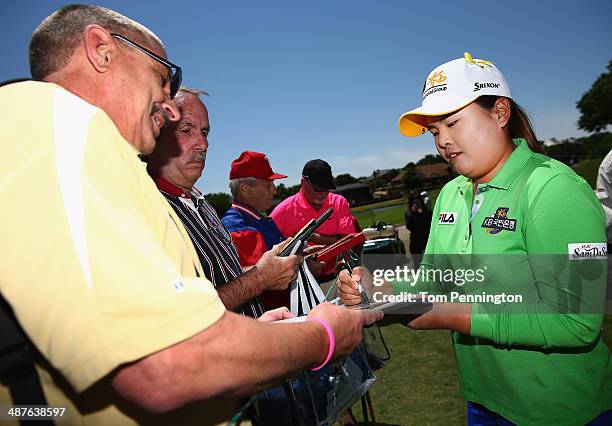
[[3, 1, 611, 193]]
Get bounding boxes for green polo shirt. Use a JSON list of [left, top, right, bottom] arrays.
[[396, 139, 612, 425]]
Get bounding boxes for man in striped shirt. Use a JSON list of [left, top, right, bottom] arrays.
[[146, 87, 301, 317]]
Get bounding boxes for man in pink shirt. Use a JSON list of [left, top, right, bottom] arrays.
[[270, 159, 356, 280]]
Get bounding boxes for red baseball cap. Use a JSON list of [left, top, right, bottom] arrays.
[[230, 151, 288, 180]]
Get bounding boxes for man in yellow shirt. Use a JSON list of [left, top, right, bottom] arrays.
[[0, 4, 379, 425]]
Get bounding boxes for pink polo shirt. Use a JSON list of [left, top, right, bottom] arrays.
[[270, 189, 355, 238], [271, 189, 355, 279]]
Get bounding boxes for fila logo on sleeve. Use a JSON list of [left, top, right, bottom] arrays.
[[438, 212, 457, 225]]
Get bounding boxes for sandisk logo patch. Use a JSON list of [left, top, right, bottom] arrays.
[[568, 243, 607, 260]]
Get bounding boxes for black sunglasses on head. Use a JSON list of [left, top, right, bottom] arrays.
[[303, 175, 330, 192], [111, 33, 182, 99]]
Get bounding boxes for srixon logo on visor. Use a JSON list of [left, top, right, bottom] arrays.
[[568, 243, 608, 260], [474, 82, 500, 92]]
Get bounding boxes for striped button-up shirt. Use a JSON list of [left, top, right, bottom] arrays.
[[155, 177, 264, 318]]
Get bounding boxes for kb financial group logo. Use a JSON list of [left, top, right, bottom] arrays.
[[481, 207, 516, 235], [422, 69, 447, 100]]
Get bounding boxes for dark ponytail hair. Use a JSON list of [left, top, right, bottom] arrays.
[[474, 96, 545, 154]]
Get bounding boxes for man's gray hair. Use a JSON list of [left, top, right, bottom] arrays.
[[29, 4, 163, 80], [174, 87, 210, 107], [177, 87, 209, 99], [229, 177, 258, 198]]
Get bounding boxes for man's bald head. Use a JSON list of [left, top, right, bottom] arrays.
[[29, 4, 164, 80], [28, 4, 181, 154]]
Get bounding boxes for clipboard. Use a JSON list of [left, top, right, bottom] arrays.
[[306, 232, 366, 263], [274, 300, 431, 326], [278, 208, 334, 257], [348, 300, 433, 326]]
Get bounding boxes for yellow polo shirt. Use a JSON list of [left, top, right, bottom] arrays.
[[0, 81, 231, 424]]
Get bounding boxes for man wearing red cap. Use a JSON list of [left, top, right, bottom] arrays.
[[222, 151, 325, 310]]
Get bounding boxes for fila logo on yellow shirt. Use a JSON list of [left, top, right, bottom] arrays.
[[438, 211, 456, 225]]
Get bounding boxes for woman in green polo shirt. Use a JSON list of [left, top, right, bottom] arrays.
[[338, 53, 612, 425]]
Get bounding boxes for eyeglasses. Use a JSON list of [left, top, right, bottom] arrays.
[[111, 33, 182, 99]]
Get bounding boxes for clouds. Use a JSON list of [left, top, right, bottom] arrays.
[[329, 144, 437, 178], [531, 108, 591, 141]]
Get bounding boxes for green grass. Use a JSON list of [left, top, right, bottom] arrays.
[[344, 316, 612, 425], [351, 189, 443, 229], [573, 157, 604, 188], [357, 326, 464, 425], [352, 198, 408, 213], [428, 188, 442, 206], [353, 205, 407, 229]]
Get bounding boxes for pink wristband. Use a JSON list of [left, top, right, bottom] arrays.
[[309, 317, 335, 371]]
